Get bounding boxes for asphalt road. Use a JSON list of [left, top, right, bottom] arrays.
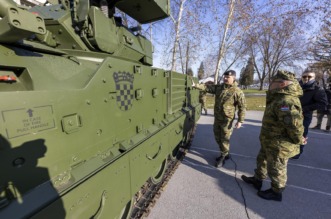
[[147, 110, 331, 219]]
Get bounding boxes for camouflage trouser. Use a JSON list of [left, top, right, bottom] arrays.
[[254, 140, 288, 193], [199, 97, 207, 111], [213, 119, 234, 156]]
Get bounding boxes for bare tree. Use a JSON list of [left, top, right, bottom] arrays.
[[152, 0, 331, 78], [208, 0, 331, 85], [309, 18, 331, 87], [153, 0, 211, 73], [170, 0, 187, 71], [206, 0, 258, 84], [311, 20, 331, 69], [249, 20, 307, 89], [239, 0, 315, 90], [213, 0, 236, 84]]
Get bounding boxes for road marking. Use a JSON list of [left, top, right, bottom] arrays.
[[182, 159, 331, 197], [309, 130, 331, 136], [190, 147, 331, 173], [285, 184, 331, 197]]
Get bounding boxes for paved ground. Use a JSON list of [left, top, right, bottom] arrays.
[[148, 110, 331, 219]]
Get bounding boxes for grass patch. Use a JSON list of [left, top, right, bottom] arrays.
[[205, 95, 216, 109], [205, 94, 266, 111], [245, 96, 266, 111], [242, 89, 266, 94]]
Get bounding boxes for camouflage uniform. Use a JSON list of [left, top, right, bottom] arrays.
[[199, 90, 207, 114], [254, 71, 304, 193], [196, 81, 246, 156]]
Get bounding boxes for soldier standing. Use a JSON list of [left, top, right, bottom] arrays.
[[199, 90, 208, 115], [241, 70, 304, 201], [192, 70, 246, 167]]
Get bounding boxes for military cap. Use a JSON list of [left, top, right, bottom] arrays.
[[272, 70, 296, 81], [223, 70, 236, 77]]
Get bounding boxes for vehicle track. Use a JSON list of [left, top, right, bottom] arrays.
[[130, 125, 197, 219]]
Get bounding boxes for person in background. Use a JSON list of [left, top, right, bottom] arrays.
[[291, 71, 327, 159], [192, 70, 246, 167], [312, 79, 331, 132], [199, 90, 208, 115], [242, 70, 304, 201]]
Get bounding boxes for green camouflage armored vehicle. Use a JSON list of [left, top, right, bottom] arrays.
[[0, 0, 201, 218]]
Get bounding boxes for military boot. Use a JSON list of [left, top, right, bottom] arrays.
[[312, 124, 321, 129], [241, 175, 262, 191], [215, 155, 226, 168], [257, 188, 282, 201], [215, 154, 230, 162]]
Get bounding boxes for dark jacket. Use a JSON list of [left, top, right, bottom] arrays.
[[325, 89, 331, 114], [299, 80, 327, 117]]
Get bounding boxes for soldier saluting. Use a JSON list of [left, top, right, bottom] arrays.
[[192, 70, 246, 167]]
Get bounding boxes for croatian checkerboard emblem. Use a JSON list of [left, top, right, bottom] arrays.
[[113, 72, 134, 111]]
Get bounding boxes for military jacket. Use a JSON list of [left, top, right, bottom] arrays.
[[260, 81, 304, 157], [196, 81, 245, 122]]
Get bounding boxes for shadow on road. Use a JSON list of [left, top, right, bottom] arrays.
[[182, 116, 331, 219]]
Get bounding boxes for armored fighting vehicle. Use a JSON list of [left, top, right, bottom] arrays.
[[0, 0, 201, 218]]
